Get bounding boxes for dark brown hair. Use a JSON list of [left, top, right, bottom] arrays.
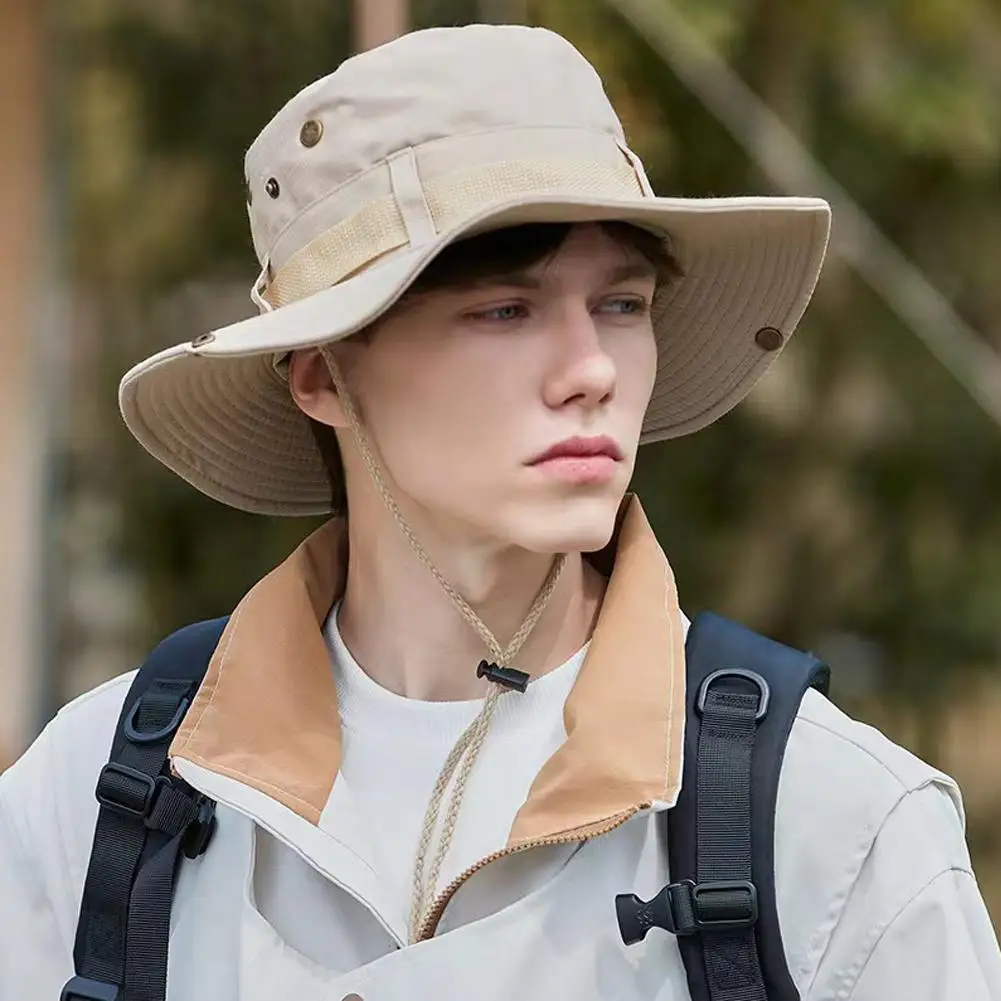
[[403, 219, 681, 300], [311, 221, 682, 511]]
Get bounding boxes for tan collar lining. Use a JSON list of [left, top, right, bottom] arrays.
[[171, 520, 347, 823], [171, 495, 686, 838], [508, 498, 685, 845]]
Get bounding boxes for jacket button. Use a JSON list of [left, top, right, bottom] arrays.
[[341, 995, 363, 1001]]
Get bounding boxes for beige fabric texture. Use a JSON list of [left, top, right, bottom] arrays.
[[118, 23, 832, 516]]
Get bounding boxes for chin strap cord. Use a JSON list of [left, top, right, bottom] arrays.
[[319, 345, 568, 941]]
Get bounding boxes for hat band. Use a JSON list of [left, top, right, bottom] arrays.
[[260, 154, 646, 311]]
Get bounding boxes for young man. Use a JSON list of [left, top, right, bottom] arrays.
[[2, 23, 999, 1001]]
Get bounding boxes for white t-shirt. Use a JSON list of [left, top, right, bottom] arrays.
[[326, 602, 587, 912]]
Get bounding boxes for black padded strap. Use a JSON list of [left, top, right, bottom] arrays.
[[668, 612, 830, 1001], [72, 680, 197, 993], [64, 617, 229, 1001], [696, 683, 767, 1000]]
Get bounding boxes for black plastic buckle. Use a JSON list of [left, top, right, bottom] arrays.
[[123, 693, 191, 744], [182, 797, 218, 859], [615, 878, 759, 945], [95, 762, 164, 819], [696, 668, 770, 720], [682, 879, 759, 933], [60, 975, 119, 1001]]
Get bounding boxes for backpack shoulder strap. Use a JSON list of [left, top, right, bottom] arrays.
[[616, 611, 830, 1001], [62, 616, 230, 1001], [671, 611, 831, 1001]]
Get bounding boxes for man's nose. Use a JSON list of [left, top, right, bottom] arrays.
[[542, 306, 617, 412]]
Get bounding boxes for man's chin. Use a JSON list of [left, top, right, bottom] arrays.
[[505, 491, 624, 555]]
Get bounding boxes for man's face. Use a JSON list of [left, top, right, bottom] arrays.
[[298, 223, 659, 554]]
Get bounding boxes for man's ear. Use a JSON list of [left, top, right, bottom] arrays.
[[288, 347, 350, 428]]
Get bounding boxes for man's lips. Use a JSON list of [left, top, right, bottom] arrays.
[[528, 435, 624, 465]]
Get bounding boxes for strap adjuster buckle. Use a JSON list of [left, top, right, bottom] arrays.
[[675, 879, 759, 934], [95, 762, 165, 819], [615, 878, 759, 945], [60, 975, 119, 1001]]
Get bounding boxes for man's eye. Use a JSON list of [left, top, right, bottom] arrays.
[[471, 304, 527, 322], [600, 297, 649, 315]]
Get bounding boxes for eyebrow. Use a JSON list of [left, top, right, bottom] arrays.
[[456, 260, 659, 292]]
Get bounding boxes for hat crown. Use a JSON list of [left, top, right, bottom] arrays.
[[244, 25, 626, 264]]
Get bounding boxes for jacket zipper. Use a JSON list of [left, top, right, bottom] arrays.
[[415, 808, 637, 941], [177, 756, 640, 949]]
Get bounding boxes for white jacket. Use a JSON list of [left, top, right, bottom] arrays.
[[2, 498, 1000, 1000]]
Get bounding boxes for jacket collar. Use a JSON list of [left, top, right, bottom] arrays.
[[170, 494, 686, 846]]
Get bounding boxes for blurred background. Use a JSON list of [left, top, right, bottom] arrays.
[[1, 0, 999, 927]]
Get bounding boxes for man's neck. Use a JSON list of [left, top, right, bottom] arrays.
[[336, 512, 606, 702]]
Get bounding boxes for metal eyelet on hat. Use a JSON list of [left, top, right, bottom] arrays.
[[265, 177, 281, 199], [755, 326, 784, 352], [300, 119, 323, 148], [191, 333, 216, 348]]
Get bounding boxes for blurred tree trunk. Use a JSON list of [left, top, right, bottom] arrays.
[[354, 0, 411, 51], [0, 0, 46, 765]]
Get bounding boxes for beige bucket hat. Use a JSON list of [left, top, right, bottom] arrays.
[[118, 23, 831, 517]]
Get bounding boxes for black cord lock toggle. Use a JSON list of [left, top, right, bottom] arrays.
[[476, 661, 530, 692]]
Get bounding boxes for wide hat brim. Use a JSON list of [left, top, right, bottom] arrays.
[[119, 192, 830, 516]]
